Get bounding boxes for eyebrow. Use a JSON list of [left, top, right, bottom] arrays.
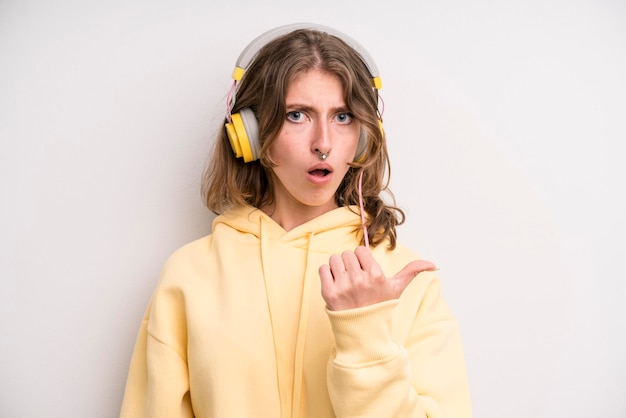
[[285, 103, 351, 114]]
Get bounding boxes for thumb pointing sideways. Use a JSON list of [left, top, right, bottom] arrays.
[[390, 259, 438, 294]]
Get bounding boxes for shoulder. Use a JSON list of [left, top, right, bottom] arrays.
[[165, 234, 213, 265], [154, 234, 214, 288]]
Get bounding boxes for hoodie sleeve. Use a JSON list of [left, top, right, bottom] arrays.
[[325, 275, 472, 418], [119, 271, 194, 418]]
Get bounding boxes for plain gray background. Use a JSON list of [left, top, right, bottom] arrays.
[[1, 0, 625, 417]]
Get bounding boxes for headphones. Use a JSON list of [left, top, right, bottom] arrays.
[[225, 22, 383, 163]]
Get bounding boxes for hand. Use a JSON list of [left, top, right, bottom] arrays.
[[319, 246, 437, 311]]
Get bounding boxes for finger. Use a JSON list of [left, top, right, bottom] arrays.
[[328, 254, 346, 274], [319, 264, 334, 286], [353, 245, 376, 270], [391, 259, 438, 293], [353, 246, 386, 281], [341, 250, 362, 274]]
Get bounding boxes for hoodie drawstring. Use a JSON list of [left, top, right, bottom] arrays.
[[259, 217, 290, 418], [260, 218, 316, 418], [290, 231, 316, 417]]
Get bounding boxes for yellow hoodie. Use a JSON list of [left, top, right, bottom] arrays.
[[120, 205, 472, 418]]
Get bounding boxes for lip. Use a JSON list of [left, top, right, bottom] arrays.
[[306, 163, 334, 185]]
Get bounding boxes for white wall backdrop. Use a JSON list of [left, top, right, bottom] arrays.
[[1, 0, 624, 417]]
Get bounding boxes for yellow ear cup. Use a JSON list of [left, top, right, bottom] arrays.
[[225, 109, 260, 163], [225, 114, 244, 159]]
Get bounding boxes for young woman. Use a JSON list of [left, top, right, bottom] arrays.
[[120, 23, 472, 418]]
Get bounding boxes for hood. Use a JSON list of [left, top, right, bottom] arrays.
[[212, 204, 365, 253]]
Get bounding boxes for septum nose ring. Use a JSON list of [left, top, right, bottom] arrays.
[[316, 150, 329, 160]]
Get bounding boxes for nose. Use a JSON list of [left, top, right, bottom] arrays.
[[311, 119, 331, 157]]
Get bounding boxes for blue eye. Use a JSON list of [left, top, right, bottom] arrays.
[[287, 111, 303, 122], [335, 113, 353, 124]]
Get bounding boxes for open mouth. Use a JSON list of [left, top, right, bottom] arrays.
[[309, 169, 331, 177]]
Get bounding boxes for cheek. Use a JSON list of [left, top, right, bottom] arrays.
[[265, 138, 283, 165], [342, 135, 361, 162], [267, 131, 291, 164]]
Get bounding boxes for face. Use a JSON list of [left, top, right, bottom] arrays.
[[266, 68, 360, 224]]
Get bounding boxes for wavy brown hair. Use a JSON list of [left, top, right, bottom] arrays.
[[201, 27, 405, 249]]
